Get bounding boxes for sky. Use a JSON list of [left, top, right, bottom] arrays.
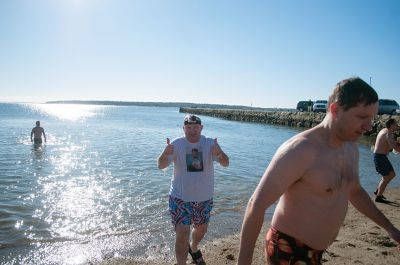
[[0, 0, 399, 108]]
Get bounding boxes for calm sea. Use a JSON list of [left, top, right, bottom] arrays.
[[0, 103, 399, 264]]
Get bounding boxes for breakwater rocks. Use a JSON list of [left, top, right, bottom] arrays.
[[179, 107, 400, 138]]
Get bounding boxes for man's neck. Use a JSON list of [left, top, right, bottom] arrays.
[[319, 118, 345, 148], [186, 136, 201, 143]]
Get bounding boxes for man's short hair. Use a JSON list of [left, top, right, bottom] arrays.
[[328, 77, 378, 111], [386, 118, 397, 128], [184, 114, 201, 125]]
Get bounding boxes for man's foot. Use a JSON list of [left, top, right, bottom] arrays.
[[189, 247, 206, 265], [375, 195, 389, 203], [374, 190, 386, 200]]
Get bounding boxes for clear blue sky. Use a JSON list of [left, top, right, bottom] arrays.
[[0, 0, 399, 108]]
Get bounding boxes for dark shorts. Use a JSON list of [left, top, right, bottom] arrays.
[[265, 227, 324, 265], [33, 138, 42, 144], [373, 153, 394, 176], [168, 196, 213, 227]]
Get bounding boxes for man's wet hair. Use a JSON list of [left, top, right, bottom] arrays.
[[328, 77, 378, 111]]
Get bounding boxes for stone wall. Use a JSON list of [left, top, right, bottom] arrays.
[[179, 107, 400, 139]]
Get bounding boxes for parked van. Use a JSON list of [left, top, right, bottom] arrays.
[[313, 100, 328, 113], [378, 99, 399, 115]]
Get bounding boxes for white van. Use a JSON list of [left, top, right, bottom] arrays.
[[313, 100, 328, 113]]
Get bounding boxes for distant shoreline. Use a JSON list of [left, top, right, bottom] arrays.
[[44, 100, 295, 112], [179, 107, 400, 140]]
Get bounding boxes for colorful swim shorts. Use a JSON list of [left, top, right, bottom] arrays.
[[265, 227, 324, 265], [168, 196, 213, 227]]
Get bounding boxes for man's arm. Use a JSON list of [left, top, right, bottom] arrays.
[[216, 150, 229, 167], [158, 153, 170, 169], [349, 181, 400, 245], [212, 138, 229, 167], [387, 133, 400, 152], [42, 128, 46, 142], [157, 138, 173, 169], [237, 138, 311, 264]]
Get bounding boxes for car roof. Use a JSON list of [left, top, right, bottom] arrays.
[[379, 99, 398, 104]]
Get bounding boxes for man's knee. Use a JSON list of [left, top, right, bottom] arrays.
[[193, 224, 208, 235], [384, 171, 395, 181], [176, 225, 190, 242]]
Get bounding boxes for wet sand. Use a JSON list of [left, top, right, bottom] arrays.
[[98, 187, 400, 265]]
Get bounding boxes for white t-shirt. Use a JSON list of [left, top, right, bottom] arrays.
[[167, 135, 217, 202]]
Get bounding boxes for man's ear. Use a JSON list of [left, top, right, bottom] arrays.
[[329, 102, 339, 117]]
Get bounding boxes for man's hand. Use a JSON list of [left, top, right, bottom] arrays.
[[164, 138, 174, 156], [158, 138, 174, 169], [387, 227, 400, 251], [212, 138, 222, 156]]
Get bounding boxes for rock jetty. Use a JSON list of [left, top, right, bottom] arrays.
[[179, 107, 400, 139]]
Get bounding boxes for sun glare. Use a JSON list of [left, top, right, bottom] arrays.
[[28, 103, 104, 121]]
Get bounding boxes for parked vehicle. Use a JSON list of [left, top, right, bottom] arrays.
[[313, 100, 328, 113], [378, 99, 399, 115], [296, 100, 314, 111]]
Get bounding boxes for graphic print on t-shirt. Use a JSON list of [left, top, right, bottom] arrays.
[[186, 147, 203, 172]]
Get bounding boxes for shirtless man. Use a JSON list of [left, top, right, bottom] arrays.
[[373, 118, 400, 203], [30, 121, 46, 144], [237, 77, 400, 265]]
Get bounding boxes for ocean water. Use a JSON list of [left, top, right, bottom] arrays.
[[0, 103, 399, 264]]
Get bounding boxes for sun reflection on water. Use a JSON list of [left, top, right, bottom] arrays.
[[28, 103, 104, 121], [35, 137, 118, 245]]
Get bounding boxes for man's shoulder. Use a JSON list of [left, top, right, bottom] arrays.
[[280, 130, 324, 159], [200, 136, 216, 146], [171, 136, 186, 145], [378, 128, 389, 135], [279, 134, 314, 158], [287, 131, 315, 147], [201, 135, 213, 141]]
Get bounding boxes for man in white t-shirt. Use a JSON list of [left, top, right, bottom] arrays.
[[158, 114, 229, 265]]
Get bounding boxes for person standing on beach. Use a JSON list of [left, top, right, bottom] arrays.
[[158, 114, 229, 265], [237, 77, 400, 265], [373, 118, 400, 203], [30, 120, 46, 144]]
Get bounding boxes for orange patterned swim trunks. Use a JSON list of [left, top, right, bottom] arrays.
[[265, 227, 324, 265]]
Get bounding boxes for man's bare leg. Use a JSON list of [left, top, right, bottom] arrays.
[[190, 223, 208, 252], [175, 224, 190, 265], [377, 171, 395, 196]]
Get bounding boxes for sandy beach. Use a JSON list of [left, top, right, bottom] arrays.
[[99, 187, 400, 265]]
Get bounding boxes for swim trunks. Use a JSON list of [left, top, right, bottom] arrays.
[[168, 196, 213, 227], [373, 153, 394, 176], [33, 138, 42, 144], [265, 227, 324, 265]]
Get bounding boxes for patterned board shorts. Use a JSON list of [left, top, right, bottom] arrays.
[[168, 196, 213, 227], [265, 227, 324, 265]]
